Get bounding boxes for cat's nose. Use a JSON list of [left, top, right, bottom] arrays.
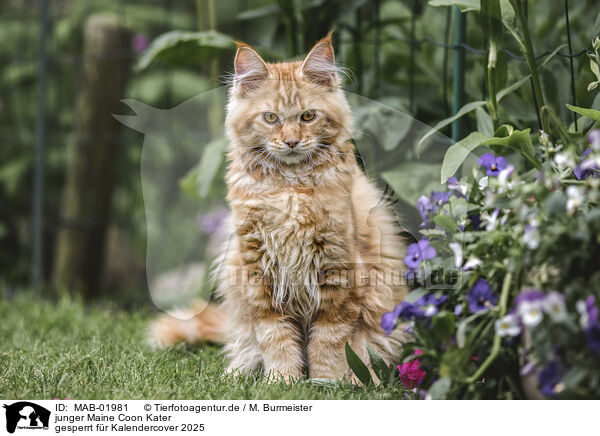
[[284, 139, 299, 149]]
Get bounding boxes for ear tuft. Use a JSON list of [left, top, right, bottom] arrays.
[[233, 43, 270, 94], [300, 33, 337, 88]]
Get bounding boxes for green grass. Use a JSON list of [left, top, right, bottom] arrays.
[[0, 293, 404, 399]]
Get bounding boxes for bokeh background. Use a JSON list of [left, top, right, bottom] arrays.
[[1, 0, 598, 304]]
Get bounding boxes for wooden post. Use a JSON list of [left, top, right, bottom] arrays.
[[53, 14, 131, 295]]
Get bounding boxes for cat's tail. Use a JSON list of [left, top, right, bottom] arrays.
[[148, 300, 226, 348]]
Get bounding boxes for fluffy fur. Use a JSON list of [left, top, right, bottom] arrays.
[[151, 34, 409, 382]]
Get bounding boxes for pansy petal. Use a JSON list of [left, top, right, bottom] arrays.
[[495, 156, 507, 170], [478, 153, 495, 167]]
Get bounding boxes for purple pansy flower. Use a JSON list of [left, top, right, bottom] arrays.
[[510, 289, 545, 326], [447, 177, 467, 196], [513, 289, 545, 309], [446, 176, 459, 186], [542, 291, 567, 322], [587, 296, 599, 325], [466, 279, 498, 313], [468, 213, 481, 231], [577, 295, 599, 329], [538, 361, 560, 398], [417, 195, 434, 224], [397, 301, 425, 322], [381, 305, 402, 335], [574, 148, 593, 180], [416, 293, 447, 317], [431, 191, 452, 209], [381, 311, 398, 335], [585, 323, 600, 354], [418, 191, 453, 226], [403, 239, 437, 269], [478, 153, 507, 176], [454, 304, 463, 316], [498, 164, 515, 186]]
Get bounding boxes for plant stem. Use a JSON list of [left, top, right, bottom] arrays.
[[510, 0, 546, 131], [277, 0, 298, 57], [487, 60, 498, 123], [452, 7, 466, 142], [196, 0, 221, 133], [467, 271, 512, 384]]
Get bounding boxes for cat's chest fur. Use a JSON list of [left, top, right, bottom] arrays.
[[238, 186, 348, 317]]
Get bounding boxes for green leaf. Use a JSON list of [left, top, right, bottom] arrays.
[[496, 74, 531, 101], [419, 229, 447, 239], [481, 0, 503, 49], [585, 209, 600, 224], [136, 30, 235, 71], [428, 376, 452, 399], [405, 288, 429, 303], [561, 367, 587, 390], [499, 0, 516, 26], [590, 56, 600, 82], [493, 124, 514, 137], [571, 92, 600, 131], [428, 0, 479, 12], [440, 132, 489, 183], [380, 1, 412, 20], [494, 45, 566, 100], [381, 162, 443, 205], [237, 4, 280, 20], [366, 344, 393, 386], [432, 311, 455, 342], [543, 191, 567, 215], [543, 105, 578, 147], [456, 310, 488, 348], [433, 215, 459, 233], [416, 43, 565, 156], [481, 127, 540, 168], [180, 137, 227, 200], [129, 70, 210, 105], [566, 104, 600, 124], [345, 343, 373, 386], [353, 98, 412, 151], [416, 101, 487, 155], [476, 107, 494, 137]]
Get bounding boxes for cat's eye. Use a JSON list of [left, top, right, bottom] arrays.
[[263, 112, 279, 124], [300, 110, 316, 122]]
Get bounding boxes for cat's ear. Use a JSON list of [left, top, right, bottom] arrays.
[[301, 32, 338, 88], [233, 43, 270, 94]]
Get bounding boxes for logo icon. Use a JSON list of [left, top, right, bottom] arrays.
[[3, 402, 50, 434]]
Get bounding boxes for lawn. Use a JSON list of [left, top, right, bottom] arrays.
[[0, 292, 404, 400]]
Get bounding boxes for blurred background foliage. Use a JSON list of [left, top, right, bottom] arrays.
[[1, 0, 598, 302]]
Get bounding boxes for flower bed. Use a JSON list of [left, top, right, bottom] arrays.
[[342, 2, 600, 400], [370, 129, 600, 399]]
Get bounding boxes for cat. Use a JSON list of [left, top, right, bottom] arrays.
[[150, 33, 409, 382]]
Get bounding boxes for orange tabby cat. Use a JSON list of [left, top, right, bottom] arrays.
[[151, 34, 409, 382]]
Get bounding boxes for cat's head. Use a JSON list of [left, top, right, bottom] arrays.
[[225, 33, 354, 174]]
